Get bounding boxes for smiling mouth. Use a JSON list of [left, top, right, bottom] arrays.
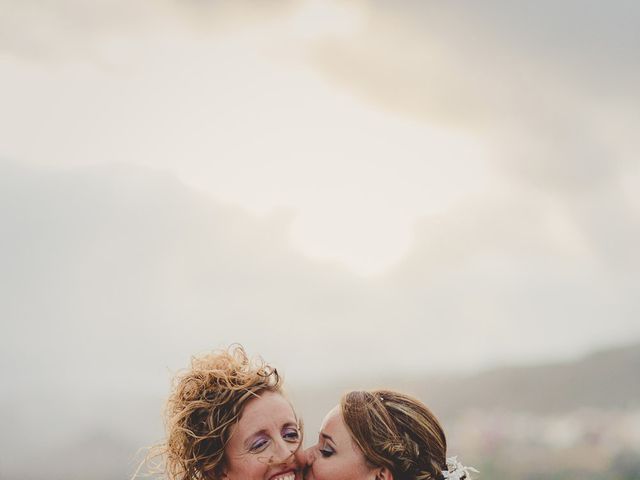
[[270, 470, 296, 480]]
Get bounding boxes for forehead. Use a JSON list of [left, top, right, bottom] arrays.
[[321, 405, 350, 440], [321, 405, 341, 430], [234, 391, 296, 434], [321, 405, 365, 459]]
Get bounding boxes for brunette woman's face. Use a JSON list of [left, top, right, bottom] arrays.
[[304, 406, 377, 480], [223, 391, 304, 480]]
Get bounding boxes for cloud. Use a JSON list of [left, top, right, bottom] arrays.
[[308, 1, 640, 121], [385, 190, 640, 358], [2, 160, 638, 385], [2, 3, 639, 473], [303, 0, 640, 280], [1, 159, 639, 467], [0, 0, 295, 61], [2, 2, 638, 375], [306, 1, 640, 193]]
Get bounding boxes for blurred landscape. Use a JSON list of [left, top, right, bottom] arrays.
[[1, 340, 638, 479], [1, 159, 640, 479], [293, 342, 640, 480]]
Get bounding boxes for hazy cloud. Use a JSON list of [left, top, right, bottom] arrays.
[[310, 1, 640, 120], [2, 160, 638, 389], [2, 2, 639, 470]]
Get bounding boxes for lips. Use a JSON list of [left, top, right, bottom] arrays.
[[269, 469, 296, 480]]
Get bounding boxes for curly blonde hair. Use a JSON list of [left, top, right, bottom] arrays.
[[341, 390, 448, 480], [156, 345, 285, 480]]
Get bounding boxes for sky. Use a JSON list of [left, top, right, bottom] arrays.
[[1, 0, 640, 405]]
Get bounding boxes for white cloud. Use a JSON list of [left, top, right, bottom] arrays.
[[0, 0, 495, 274], [3, 1, 639, 473], [2, 0, 639, 379]]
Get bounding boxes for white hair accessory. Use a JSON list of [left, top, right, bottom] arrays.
[[441, 456, 479, 480]]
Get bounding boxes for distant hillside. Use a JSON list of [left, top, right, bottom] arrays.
[[2, 342, 637, 480], [415, 341, 640, 417], [291, 342, 640, 428]]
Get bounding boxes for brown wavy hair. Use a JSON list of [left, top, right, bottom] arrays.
[[341, 389, 448, 480], [149, 345, 288, 480]]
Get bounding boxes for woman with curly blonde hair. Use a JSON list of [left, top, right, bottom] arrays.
[[149, 345, 304, 480]]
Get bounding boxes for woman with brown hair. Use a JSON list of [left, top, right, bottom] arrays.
[[304, 389, 477, 480], [148, 345, 305, 480]]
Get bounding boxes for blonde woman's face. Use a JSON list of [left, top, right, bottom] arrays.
[[304, 406, 377, 480], [223, 391, 304, 480]]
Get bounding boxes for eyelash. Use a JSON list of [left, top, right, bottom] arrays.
[[249, 439, 268, 452], [320, 447, 334, 458], [249, 428, 300, 452], [283, 429, 300, 442]]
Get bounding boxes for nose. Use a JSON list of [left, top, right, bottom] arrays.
[[271, 437, 298, 465], [303, 445, 316, 465]]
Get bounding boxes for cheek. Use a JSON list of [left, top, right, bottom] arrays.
[[226, 456, 269, 480], [294, 447, 308, 470], [310, 456, 344, 480], [313, 453, 374, 480], [248, 459, 265, 477]]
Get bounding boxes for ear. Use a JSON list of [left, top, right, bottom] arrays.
[[375, 467, 394, 480]]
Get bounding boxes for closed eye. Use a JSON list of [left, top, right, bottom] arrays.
[[319, 447, 334, 458], [282, 426, 300, 442], [249, 438, 269, 452]]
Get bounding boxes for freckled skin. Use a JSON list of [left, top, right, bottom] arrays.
[[224, 391, 304, 480]]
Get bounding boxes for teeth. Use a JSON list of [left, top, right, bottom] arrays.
[[273, 474, 295, 480]]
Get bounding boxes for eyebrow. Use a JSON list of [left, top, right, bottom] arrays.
[[320, 432, 335, 444], [243, 429, 268, 450], [243, 422, 299, 449]]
